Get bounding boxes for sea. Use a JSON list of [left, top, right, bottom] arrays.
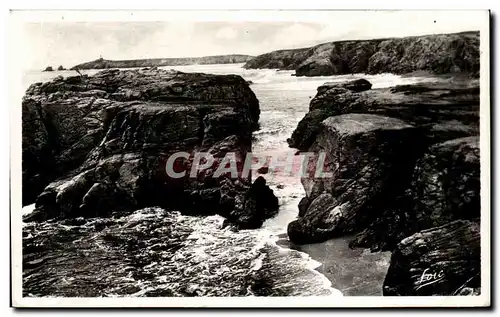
[[21, 63, 437, 297]]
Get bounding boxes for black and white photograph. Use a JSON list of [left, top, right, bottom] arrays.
[[9, 9, 490, 308]]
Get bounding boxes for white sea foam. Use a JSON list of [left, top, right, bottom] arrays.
[[265, 233, 344, 297], [22, 203, 36, 216], [22, 64, 436, 297]]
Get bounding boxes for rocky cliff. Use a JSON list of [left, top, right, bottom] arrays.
[[244, 31, 479, 77], [287, 77, 481, 295], [22, 68, 277, 229], [383, 220, 480, 296], [72, 55, 254, 70]]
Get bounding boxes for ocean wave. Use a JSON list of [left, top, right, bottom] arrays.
[[249, 234, 343, 297], [23, 207, 341, 297], [242, 69, 282, 84], [22, 65, 429, 299]]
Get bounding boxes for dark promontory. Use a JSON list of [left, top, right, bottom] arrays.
[[244, 31, 479, 77], [72, 55, 254, 70], [287, 77, 480, 296], [22, 67, 277, 229]]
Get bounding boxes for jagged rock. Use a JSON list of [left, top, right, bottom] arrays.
[[317, 79, 372, 94], [22, 68, 259, 199], [57, 65, 66, 71], [383, 220, 480, 296], [244, 48, 311, 71], [288, 113, 421, 244], [227, 176, 279, 229], [43, 66, 53, 72], [23, 68, 277, 228], [297, 197, 309, 217], [296, 41, 381, 76], [289, 78, 479, 151], [287, 77, 479, 247], [288, 193, 336, 243], [22, 98, 52, 204], [410, 136, 480, 229], [350, 136, 480, 250], [368, 33, 479, 75], [244, 31, 479, 77], [286, 76, 481, 295]]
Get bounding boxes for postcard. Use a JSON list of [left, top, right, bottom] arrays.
[[10, 9, 491, 308]]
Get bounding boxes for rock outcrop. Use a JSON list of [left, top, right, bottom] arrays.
[[72, 55, 254, 70], [57, 65, 66, 71], [383, 220, 480, 296], [350, 135, 480, 250], [288, 113, 420, 244], [244, 31, 479, 77], [22, 68, 277, 229], [287, 77, 481, 295], [289, 78, 479, 151], [43, 66, 53, 72]]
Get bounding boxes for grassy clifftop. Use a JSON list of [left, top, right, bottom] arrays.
[[244, 31, 479, 77]]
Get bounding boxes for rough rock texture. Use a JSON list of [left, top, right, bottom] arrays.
[[22, 68, 277, 229], [22, 98, 53, 204], [224, 176, 279, 229], [383, 220, 480, 296], [242, 48, 311, 71], [288, 78, 479, 246], [287, 77, 481, 295], [351, 136, 480, 250], [244, 31, 479, 77], [289, 78, 479, 151], [287, 114, 421, 244], [72, 55, 254, 70], [410, 137, 480, 228]]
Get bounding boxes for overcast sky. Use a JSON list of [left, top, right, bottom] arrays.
[[20, 11, 485, 70]]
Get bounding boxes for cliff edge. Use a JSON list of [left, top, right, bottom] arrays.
[[22, 68, 278, 229], [287, 77, 480, 296], [244, 31, 479, 77]]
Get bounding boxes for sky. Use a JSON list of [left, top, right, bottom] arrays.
[[18, 11, 486, 70]]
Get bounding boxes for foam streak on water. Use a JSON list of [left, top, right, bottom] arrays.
[[22, 64, 436, 297]]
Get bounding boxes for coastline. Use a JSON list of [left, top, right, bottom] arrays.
[[277, 234, 391, 296], [20, 62, 480, 298]]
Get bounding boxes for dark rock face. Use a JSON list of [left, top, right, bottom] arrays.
[[244, 31, 479, 77], [288, 113, 421, 244], [383, 220, 480, 296], [22, 99, 53, 204], [225, 176, 279, 229], [295, 40, 383, 76], [410, 136, 480, 229], [243, 48, 311, 71], [43, 66, 54, 72], [287, 77, 480, 295], [297, 196, 310, 217], [316, 78, 373, 95], [22, 68, 276, 229], [289, 78, 479, 151], [57, 65, 66, 71], [350, 136, 480, 250]]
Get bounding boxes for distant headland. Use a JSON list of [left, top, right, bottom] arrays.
[[70, 55, 254, 70]]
